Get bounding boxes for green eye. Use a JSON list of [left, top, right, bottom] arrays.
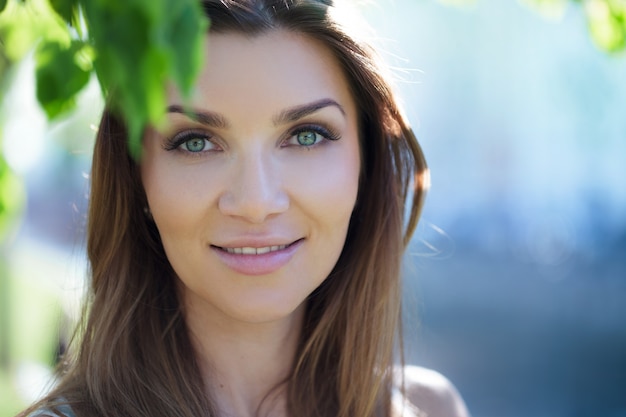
[[283, 125, 340, 148], [183, 137, 208, 152], [296, 131, 320, 146], [165, 131, 218, 155]]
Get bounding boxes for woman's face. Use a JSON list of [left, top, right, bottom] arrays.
[[141, 31, 360, 325]]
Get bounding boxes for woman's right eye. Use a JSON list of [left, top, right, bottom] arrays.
[[165, 132, 219, 154]]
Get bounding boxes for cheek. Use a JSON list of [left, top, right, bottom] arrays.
[[143, 161, 180, 224], [141, 158, 217, 238], [288, 144, 360, 230], [141, 165, 217, 279]]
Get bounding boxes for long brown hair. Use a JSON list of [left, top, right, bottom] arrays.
[[20, 1, 428, 416]]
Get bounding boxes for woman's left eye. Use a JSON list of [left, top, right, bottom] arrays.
[[284, 126, 340, 148], [295, 130, 323, 146]]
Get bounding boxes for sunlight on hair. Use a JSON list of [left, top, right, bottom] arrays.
[[329, 0, 377, 41], [416, 167, 431, 193]]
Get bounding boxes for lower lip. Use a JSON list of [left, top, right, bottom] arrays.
[[212, 239, 303, 276]]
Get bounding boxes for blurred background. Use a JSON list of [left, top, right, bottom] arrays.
[[0, 0, 625, 416]]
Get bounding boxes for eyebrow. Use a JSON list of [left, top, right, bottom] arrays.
[[272, 98, 346, 125], [166, 98, 345, 128], [166, 105, 229, 129]]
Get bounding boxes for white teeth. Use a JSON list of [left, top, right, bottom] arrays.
[[242, 247, 256, 255], [224, 244, 287, 255]]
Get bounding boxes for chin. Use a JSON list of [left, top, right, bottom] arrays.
[[228, 299, 306, 325]]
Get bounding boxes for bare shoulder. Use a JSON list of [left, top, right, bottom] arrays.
[[393, 365, 471, 417]]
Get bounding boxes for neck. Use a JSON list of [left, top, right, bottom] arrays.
[[184, 296, 304, 417]]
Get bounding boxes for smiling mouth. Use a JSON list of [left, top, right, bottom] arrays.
[[213, 239, 302, 256]]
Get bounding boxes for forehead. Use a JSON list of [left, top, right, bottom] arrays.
[[167, 30, 356, 118]]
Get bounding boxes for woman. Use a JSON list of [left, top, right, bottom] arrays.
[[21, 0, 469, 416]]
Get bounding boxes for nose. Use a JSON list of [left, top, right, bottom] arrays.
[[218, 151, 289, 223]]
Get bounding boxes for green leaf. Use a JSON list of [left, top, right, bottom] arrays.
[[0, 0, 72, 62], [35, 40, 92, 118], [0, 0, 7, 14], [165, 0, 210, 96], [585, 0, 626, 52], [50, 0, 77, 25], [81, 0, 208, 157]]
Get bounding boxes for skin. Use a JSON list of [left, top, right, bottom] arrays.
[[394, 366, 471, 417], [141, 30, 361, 417]]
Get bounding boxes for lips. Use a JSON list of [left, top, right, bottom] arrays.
[[211, 239, 303, 275]]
